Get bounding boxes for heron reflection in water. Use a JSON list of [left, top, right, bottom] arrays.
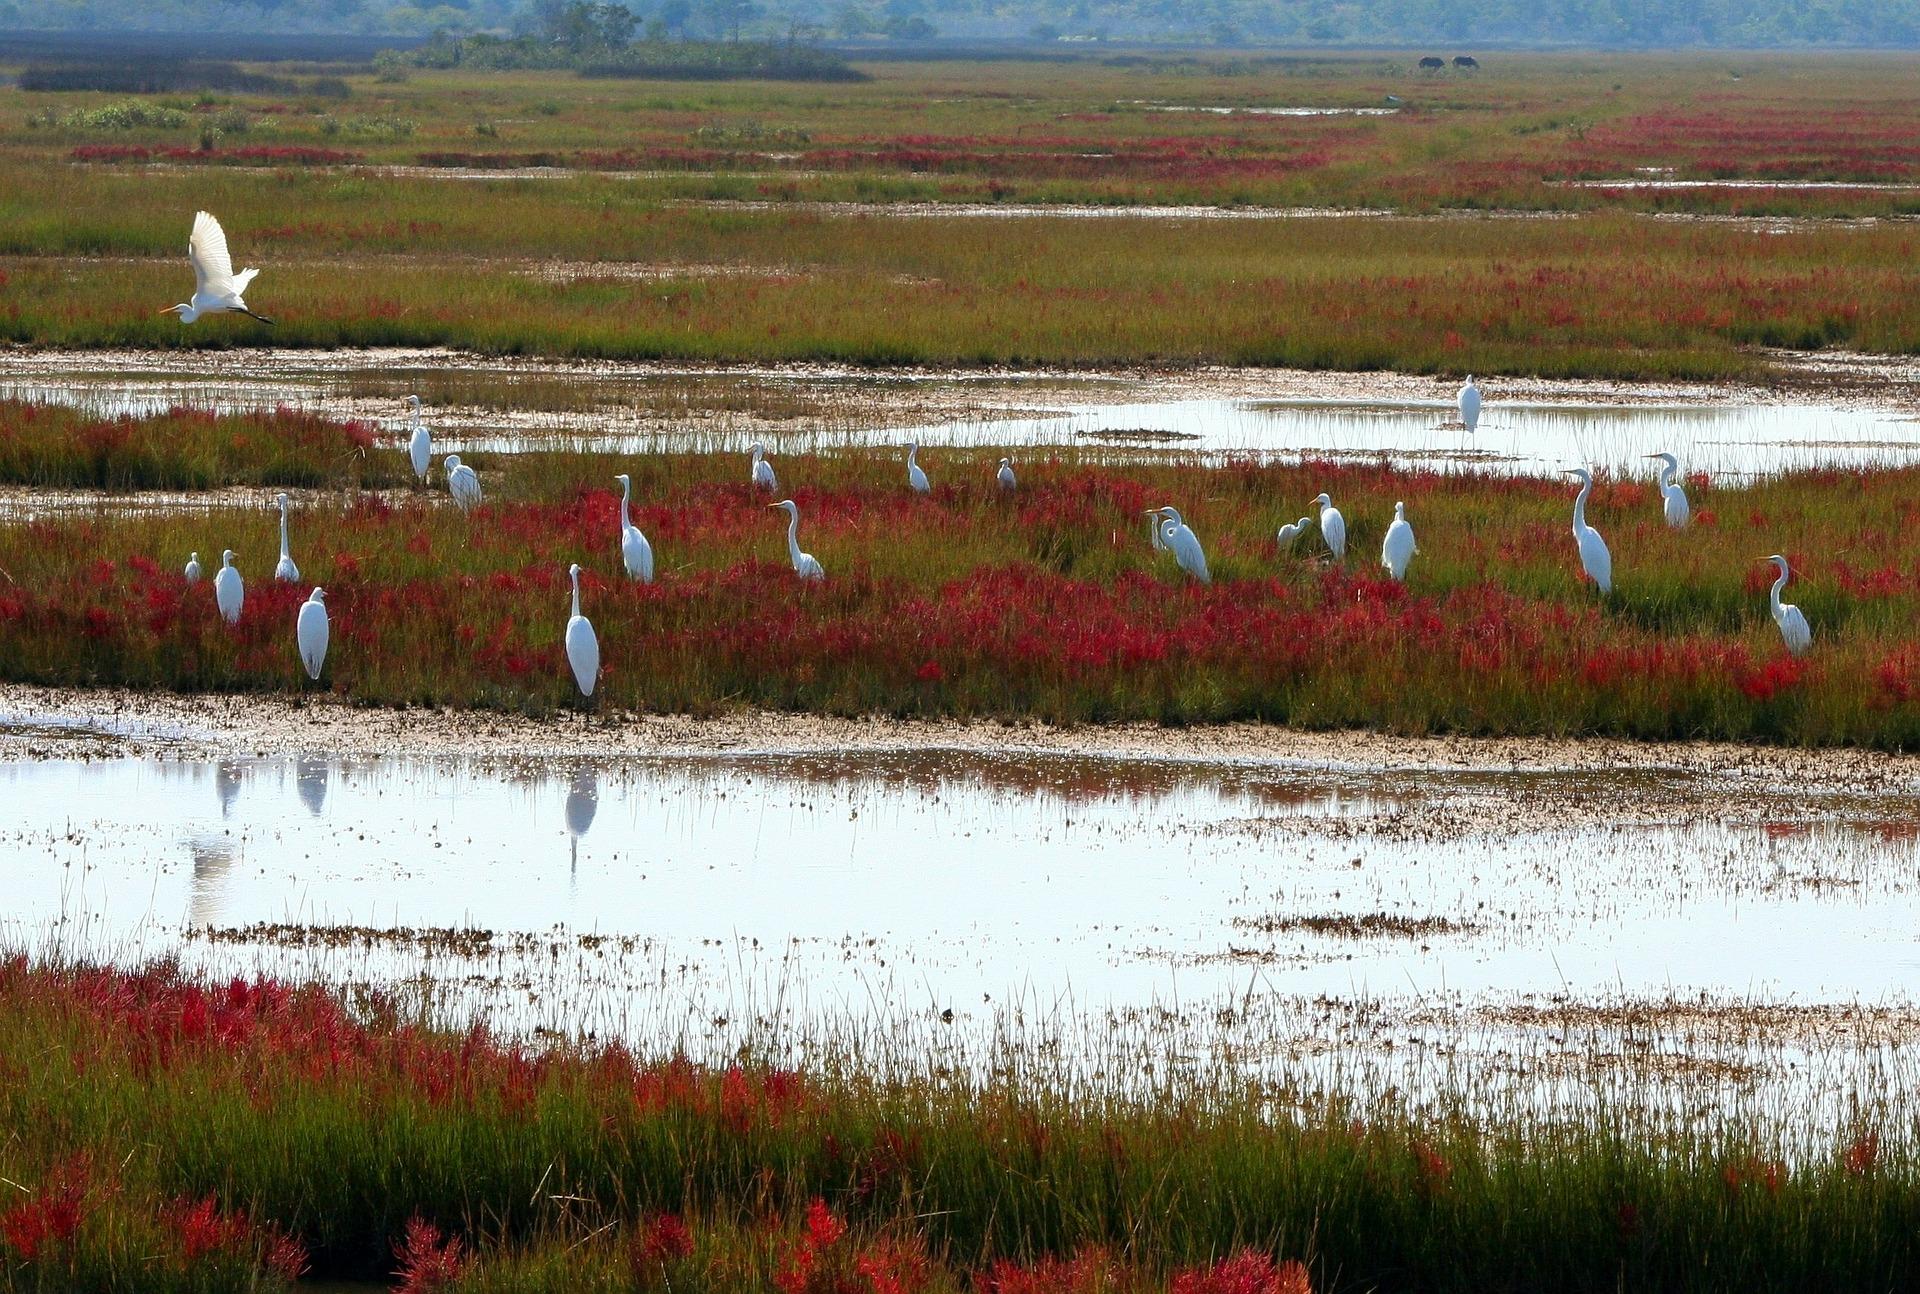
[[565, 764, 599, 874], [296, 756, 329, 818]]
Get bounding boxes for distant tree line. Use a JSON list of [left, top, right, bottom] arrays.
[[386, 0, 868, 78], [4, 0, 1916, 47]]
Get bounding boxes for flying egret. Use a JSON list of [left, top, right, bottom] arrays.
[[1566, 467, 1613, 593], [296, 588, 329, 680], [565, 563, 600, 698], [406, 395, 431, 484], [273, 493, 299, 583], [1275, 517, 1312, 552], [1313, 492, 1346, 560], [1762, 554, 1812, 657], [1381, 500, 1418, 581], [906, 442, 930, 494], [614, 473, 654, 583], [184, 551, 201, 584], [161, 211, 273, 325], [750, 443, 776, 493], [1645, 452, 1691, 528], [768, 499, 825, 581], [1458, 375, 1481, 431], [997, 457, 1016, 491], [1147, 506, 1209, 583], [444, 454, 482, 511], [213, 550, 243, 624]]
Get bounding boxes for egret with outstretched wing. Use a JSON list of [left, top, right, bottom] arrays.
[[161, 211, 273, 325]]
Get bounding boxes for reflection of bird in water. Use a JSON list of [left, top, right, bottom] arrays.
[[296, 756, 329, 817], [215, 759, 243, 820], [565, 764, 599, 873], [185, 833, 235, 928]]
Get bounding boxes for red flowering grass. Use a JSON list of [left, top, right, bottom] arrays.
[[393, 1216, 470, 1293], [3, 438, 1920, 744], [8, 956, 1920, 1291], [0, 400, 393, 490]]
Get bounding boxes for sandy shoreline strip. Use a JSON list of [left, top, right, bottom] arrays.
[[5, 682, 1919, 789]]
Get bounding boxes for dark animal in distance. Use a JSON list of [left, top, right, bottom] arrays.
[[1418, 56, 1445, 69], [1453, 55, 1480, 68]]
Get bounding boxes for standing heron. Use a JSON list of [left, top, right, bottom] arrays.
[[1645, 452, 1691, 528], [1381, 501, 1418, 581], [1761, 554, 1812, 656], [565, 563, 600, 698], [1275, 517, 1312, 552], [296, 588, 329, 680], [1147, 506, 1209, 583], [767, 499, 825, 581], [1458, 375, 1481, 431], [160, 211, 273, 325], [614, 473, 654, 582], [997, 457, 1017, 491], [213, 550, 244, 624], [906, 442, 930, 494], [273, 493, 299, 583], [406, 395, 431, 484], [184, 551, 202, 584], [1313, 492, 1347, 560], [1566, 467, 1613, 593], [750, 443, 777, 493], [444, 455, 482, 511]]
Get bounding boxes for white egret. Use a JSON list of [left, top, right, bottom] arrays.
[[1312, 492, 1346, 560], [1381, 500, 1418, 581], [750, 442, 776, 493], [161, 211, 273, 325], [273, 492, 299, 583], [565, 563, 600, 698], [213, 550, 244, 624], [296, 588, 329, 680], [1147, 507, 1209, 583], [906, 442, 930, 494], [1275, 517, 1312, 552], [997, 457, 1016, 491], [614, 473, 654, 583], [1566, 467, 1613, 594], [1762, 554, 1812, 657], [1645, 452, 1691, 528], [406, 395, 431, 484], [768, 499, 825, 581], [184, 551, 202, 583], [1458, 375, 1481, 431], [444, 454, 482, 511]]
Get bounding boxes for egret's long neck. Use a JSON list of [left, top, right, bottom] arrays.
[[619, 482, 631, 530], [907, 446, 918, 468], [571, 573, 582, 618], [1573, 479, 1591, 531], [786, 510, 803, 564], [1771, 563, 1788, 614], [1661, 462, 1677, 490], [279, 510, 290, 557]]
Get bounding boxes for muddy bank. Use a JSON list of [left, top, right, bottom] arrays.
[[7, 681, 1917, 792]]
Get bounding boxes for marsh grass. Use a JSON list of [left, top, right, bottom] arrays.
[[3, 408, 1919, 743], [4, 204, 1899, 378], [0, 954, 1914, 1293], [4, 55, 1920, 375], [0, 400, 411, 490]]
